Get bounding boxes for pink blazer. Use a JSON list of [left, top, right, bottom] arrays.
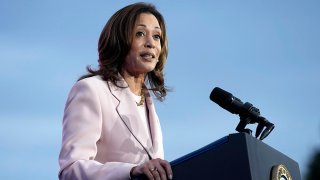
[[58, 76, 164, 180]]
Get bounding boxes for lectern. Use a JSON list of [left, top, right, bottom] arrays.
[[170, 133, 301, 180]]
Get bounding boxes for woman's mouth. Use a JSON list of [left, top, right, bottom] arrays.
[[140, 52, 155, 61]]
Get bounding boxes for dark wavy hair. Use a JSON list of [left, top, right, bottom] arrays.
[[79, 2, 168, 101]]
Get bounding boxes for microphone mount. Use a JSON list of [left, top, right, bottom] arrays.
[[210, 87, 275, 140], [235, 102, 274, 140]]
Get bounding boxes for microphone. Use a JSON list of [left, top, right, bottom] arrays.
[[210, 87, 245, 115], [210, 87, 274, 140]]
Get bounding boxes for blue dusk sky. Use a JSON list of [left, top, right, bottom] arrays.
[[0, 0, 319, 179]]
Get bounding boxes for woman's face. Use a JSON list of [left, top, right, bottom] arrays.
[[122, 13, 162, 76]]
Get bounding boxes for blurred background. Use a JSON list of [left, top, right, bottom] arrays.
[[0, 0, 319, 179]]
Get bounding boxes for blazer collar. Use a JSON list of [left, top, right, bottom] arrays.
[[107, 77, 159, 158], [145, 93, 162, 157]]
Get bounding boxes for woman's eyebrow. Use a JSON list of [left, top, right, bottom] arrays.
[[136, 24, 161, 30]]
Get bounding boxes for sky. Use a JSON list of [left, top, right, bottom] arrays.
[[0, 0, 319, 179]]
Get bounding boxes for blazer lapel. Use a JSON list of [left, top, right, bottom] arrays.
[[145, 92, 162, 158], [107, 80, 153, 154]]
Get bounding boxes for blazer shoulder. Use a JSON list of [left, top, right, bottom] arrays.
[[76, 75, 106, 87], [67, 75, 109, 99]]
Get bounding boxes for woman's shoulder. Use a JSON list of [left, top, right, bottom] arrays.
[[77, 75, 106, 85], [73, 74, 127, 94], [70, 75, 109, 93]]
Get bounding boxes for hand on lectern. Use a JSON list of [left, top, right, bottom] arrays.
[[130, 158, 173, 180]]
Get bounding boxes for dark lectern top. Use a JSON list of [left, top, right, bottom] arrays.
[[170, 133, 301, 180]]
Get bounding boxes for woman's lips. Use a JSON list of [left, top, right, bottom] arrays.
[[140, 52, 155, 61]]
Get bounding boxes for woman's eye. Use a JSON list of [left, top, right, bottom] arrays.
[[154, 34, 161, 40], [136, 31, 145, 37]]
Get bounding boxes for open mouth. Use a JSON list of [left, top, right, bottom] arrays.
[[140, 52, 155, 60]]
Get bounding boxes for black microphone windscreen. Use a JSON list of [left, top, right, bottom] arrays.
[[210, 87, 233, 106]]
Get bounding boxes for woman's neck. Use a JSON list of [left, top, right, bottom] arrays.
[[121, 70, 145, 95]]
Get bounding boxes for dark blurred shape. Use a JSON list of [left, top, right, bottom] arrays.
[[305, 149, 320, 180]]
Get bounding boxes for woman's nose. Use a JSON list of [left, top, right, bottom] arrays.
[[144, 36, 155, 48]]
